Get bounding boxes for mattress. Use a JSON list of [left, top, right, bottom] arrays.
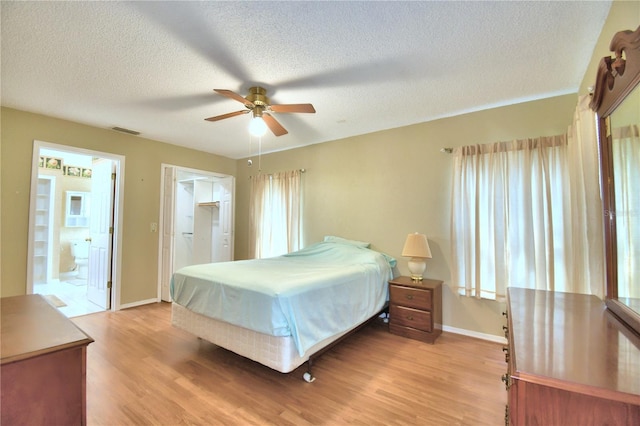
[[172, 302, 358, 373]]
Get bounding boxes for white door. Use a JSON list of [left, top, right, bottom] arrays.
[[160, 167, 175, 301], [87, 159, 114, 309], [219, 176, 235, 261]]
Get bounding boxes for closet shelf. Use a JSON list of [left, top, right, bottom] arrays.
[[198, 201, 220, 208]]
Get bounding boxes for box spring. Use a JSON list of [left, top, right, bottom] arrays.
[[171, 302, 354, 374]]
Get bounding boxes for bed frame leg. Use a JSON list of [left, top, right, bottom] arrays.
[[300, 304, 389, 383], [303, 360, 316, 383]]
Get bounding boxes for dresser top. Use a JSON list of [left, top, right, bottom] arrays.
[[508, 287, 640, 402], [1, 294, 94, 364]]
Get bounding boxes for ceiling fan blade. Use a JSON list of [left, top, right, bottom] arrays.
[[269, 103, 316, 114], [205, 110, 249, 122], [214, 89, 254, 107], [262, 113, 288, 136]]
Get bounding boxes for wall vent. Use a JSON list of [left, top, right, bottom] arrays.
[[111, 126, 140, 136]]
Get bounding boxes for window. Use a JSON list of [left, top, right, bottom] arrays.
[[451, 97, 605, 300], [248, 170, 302, 259], [450, 137, 571, 300]]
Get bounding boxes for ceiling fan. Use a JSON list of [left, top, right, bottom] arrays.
[[205, 86, 316, 136]]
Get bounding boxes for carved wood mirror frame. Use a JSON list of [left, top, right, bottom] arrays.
[[590, 26, 640, 336]]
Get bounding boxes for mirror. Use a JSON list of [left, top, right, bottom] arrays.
[[591, 26, 640, 335], [611, 84, 640, 315], [65, 191, 90, 227]]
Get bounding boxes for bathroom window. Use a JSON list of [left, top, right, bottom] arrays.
[[65, 191, 90, 227]]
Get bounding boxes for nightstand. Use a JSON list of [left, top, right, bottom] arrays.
[[388, 276, 443, 344]]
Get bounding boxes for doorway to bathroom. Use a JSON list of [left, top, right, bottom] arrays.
[[27, 141, 125, 318]]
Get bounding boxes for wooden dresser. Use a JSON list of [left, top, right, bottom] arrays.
[[388, 276, 442, 344], [504, 288, 640, 425], [1, 294, 94, 426]]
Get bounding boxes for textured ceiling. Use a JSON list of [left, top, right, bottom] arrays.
[[1, 1, 611, 159]]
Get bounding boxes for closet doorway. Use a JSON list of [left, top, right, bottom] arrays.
[[158, 165, 235, 301], [27, 141, 125, 317]]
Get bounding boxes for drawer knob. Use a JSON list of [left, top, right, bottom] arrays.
[[406, 315, 414, 321], [405, 294, 414, 300]]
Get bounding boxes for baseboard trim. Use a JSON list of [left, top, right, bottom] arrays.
[[442, 325, 507, 345], [119, 298, 160, 310]]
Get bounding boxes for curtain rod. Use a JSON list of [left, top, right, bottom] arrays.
[[248, 168, 306, 179]]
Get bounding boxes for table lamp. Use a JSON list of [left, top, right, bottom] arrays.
[[402, 232, 432, 281]]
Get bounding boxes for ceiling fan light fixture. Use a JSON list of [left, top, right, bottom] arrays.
[[209, 86, 314, 137], [249, 116, 268, 137]]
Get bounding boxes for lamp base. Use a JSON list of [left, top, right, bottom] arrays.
[[407, 258, 426, 281]]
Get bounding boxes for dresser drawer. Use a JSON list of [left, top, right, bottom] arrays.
[[389, 285, 432, 310], [390, 304, 432, 332]]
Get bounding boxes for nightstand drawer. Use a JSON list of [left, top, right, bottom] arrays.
[[389, 285, 432, 310], [390, 304, 432, 332]]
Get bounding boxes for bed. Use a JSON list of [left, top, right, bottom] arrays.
[[170, 236, 396, 381]]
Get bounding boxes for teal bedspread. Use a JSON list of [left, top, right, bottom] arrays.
[[171, 241, 395, 356]]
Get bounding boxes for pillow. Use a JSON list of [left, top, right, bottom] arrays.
[[381, 253, 397, 268], [323, 235, 371, 248]]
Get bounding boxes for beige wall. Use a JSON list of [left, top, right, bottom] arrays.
[[234, 94, 577, 337], [0, 107, 237, 303]]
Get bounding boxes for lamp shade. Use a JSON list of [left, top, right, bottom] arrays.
[[402, 233, 432, 259]]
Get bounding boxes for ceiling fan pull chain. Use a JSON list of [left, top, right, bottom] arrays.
[[258, 136, 262, 174]]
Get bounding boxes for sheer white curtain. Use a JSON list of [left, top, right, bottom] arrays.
[[451, 96, 603, 300], [248, 170, 302, 259], [565, 95, 605, 297], [450, 136, 568, 300], [612, 124, 640, 298]]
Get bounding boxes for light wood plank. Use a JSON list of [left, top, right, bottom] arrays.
[[72, 302, 506, 425]]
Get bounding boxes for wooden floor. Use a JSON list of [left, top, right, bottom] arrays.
[[72, 302, 507, 425]]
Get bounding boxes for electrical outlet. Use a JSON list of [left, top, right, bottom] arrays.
[[150, 222, 158, 233]]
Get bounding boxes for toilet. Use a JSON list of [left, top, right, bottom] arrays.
[[70, 240, 90, 279]]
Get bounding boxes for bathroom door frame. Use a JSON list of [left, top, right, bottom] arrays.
[[26, 140, 125, 311]]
